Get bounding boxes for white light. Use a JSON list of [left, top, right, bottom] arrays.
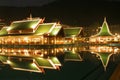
[[7, 60, 11, 64], [40, 54, 44, 57], [31, 24, 37, 29], [64, 48, 67, 51], [31, 63, 37, 67]]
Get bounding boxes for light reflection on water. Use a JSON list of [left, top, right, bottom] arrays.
[[0, 45, 120, 80]]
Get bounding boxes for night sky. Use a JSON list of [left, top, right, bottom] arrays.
[[0, 0, 120, 27], [0, 0, 119, 7], [0, 0, 56, 7]]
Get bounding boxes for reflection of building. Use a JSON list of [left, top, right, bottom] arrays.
[[90, 46, 119, 53], [90, 46, 119, 70], [89, 18, 118, 43], [64, 47, 83, 61], [0, 55, 61, 73]]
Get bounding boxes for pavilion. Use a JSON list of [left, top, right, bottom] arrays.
[[63, 27, 82, 44], [0, 18, 65, 56], [89, 18, 117, 43]]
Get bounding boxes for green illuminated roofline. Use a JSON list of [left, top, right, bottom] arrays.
[[93, 18, 114, 37]]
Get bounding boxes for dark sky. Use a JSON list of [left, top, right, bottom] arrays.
[[0, 0, 120, 27], [0, 0, 57, 7], [0, 0, 119, 7]]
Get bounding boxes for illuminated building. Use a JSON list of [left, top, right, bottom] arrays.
[[0, 18, 64, 73], [89, 18, 117, 43], [0, 17, 84, 73], [63, 27, 83, 44]]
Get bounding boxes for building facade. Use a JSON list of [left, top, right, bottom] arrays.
[[89, 18, 119, 44]]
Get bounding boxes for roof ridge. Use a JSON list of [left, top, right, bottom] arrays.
[[94, 18, 114, 36]]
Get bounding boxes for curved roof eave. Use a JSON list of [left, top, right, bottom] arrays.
[[91, 18, 114, 37]]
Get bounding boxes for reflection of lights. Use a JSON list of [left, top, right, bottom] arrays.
[[74, 47, 77, 50], [23, 49, 29, 56], [114, 37, 118, 41], [69, 48, 72, 51], [60, 48, 63, 52], [24, 49, 27, 53], [72, 48, 75, 53], [18, 50, 21, 53], [57, 49, 59, 53], [11, 49, 14, 52], [40, 54, 44, 57], [91, 52, 94, 54], [24, 53, 29, 56], [51, 40, 54, 43], [114, 48, 119, 53], [117, 35, 120, 38], [34, 50, 37, 54], [24, 37, 29, 43], [98, 37, 101, 41], [44, 40, 47, 43], [5, 49, 7, 52], [51, 50, 54, 53], [65, 40, 67, 43], [13, 53, 16, 55], [60, 40, 63, 43], [72, 37, 74, 40], [41, 36, 43, 39], [56, 40, 59, 43], [11, 40, 14, 43], [69, 40, 71, 43], [45, 51, 47, 54], [109, 48, 112, 52], [64, 48, 67, 51], [90, 46, 117, 53], [18, 39, 21, 43], [98, 47, 101, 52]]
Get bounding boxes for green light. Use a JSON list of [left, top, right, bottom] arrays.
[[97, 52, 112, 71]]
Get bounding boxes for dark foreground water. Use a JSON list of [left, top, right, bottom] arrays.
[[0, 50, 119, 80]]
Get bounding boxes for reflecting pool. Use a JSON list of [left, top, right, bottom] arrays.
[[0, 45, 120, 80]]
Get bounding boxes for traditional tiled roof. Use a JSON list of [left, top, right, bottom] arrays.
[[34, 23, 56, 35], [7, 19, 42, 34], [0, 55, 8, 62], [0, 27, 8, 36], [94, 18, 113, 37], [49, 25, 62, 36], [64, 27, 82, 38], [0, 22, 62, 36]]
